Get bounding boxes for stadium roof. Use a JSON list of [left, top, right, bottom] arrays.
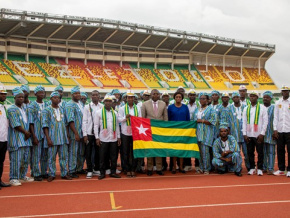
[[0, 8, 275, 58]]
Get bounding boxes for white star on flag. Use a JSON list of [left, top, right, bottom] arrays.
[[136, 124, 149, 136]]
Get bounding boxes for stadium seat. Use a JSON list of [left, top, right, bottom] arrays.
[[3, 55, 52, 86]]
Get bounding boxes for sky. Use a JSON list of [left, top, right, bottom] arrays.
[[0, 0, 289, 87]]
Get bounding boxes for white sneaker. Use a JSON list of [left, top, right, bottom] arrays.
[[257, 169, 263, 176], [274, 170, 286, 176], [86, 172, 93, 179], [93, 170, 100, 176], [286, 172, 290, 177], [105, 169, 111, 175], [10, 179, 22, 186], [195, 167, 202, 174], [20, 176, 34, 182], [248, 169, 256, 175], [153, 166, 157, 171], [116, 169, 121, 174], [184, 166, 193, 172]]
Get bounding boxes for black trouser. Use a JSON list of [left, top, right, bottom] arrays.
[[85, 135, 99, 172], [162, 157, 168, 170], [277, 133, 290, 171], [184, 158, 192, 167], [99, 141, 118, 175], [0, 141, 7, 180], [247, 137, 264, 170], [121, 134, 137, 172]]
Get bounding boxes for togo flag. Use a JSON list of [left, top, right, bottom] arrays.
[[131, 116, 200, 158]]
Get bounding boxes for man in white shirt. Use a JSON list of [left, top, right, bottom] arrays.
[[137, 90, 150, 108], [94, 96, 121, 180], [243, 91, 268, 176], [82, 90, 103, 179], [118, 90, 142, 177], [239, 85, 250, 106], [185, 89, 199, 172], [273, 85, 290, 177], [0, 86, 11, 189]]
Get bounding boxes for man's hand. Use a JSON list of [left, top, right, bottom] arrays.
[[117, 138, 121, 146], [32, 136, 39, 146], [83, 136, 88, 145], [24, 131, 31, 141], [75, 134, 80, 142], [257, 134, 264, 144], [273, 130, 279, 140], [244, 135, 250, 144], [96, 138, 101, 147], [47, 138, 53, 147], [126, 114, 131, 119], [225, 157, 233, 164]]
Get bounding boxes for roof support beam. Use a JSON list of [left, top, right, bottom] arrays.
[[121, 32, 135, 45], [172, 39, 184, 51], [48, 25, 64, 38], [224, 46, 233, 55], [67, 26, 83, 40], [85, 27, 101, 41], [27, 24, 44, 37], [207, 44, 217, 54], [155, 36, 168, 51], [4, 22, 23, 37], [103, 30, 118, 43], [138, 35, 151, 48], [189, 41, 200, 52]]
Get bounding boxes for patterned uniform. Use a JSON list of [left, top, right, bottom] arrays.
[[7, 105, 32, 180], [212, 135, 242, 173], [263, 105, 276, 172], [28, 101, 47, 177], [212, 104, 223, 139], [221, 103, 250, 170], [193, 106, 217, 172], [65, 100, 84, 174], [42, 106, 69, 177]]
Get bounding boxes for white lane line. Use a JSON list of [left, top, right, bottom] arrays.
[[3, 199, 290, 218], [1, 182, 289, 199]]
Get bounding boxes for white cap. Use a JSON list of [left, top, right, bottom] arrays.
[[188, 89, 196, 95], [239, 85, 247, 91], [161, 92, 169, 97], [0, 86, 7, 94], [143, 90, 151, 96], [126, 90, 135, 96], [281, 85, 289, 91]]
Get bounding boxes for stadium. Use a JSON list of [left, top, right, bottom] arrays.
[[0, 8, 278, 104]]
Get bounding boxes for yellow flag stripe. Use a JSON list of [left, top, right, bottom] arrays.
[[133, 140, 199, 151], [151, 126, 196, 137]]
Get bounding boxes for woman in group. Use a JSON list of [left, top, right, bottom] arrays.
[[168, 92, 190, 174], [193, 93, 217, 174]]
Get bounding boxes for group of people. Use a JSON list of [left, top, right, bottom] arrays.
[[0, 83, 289, 189]]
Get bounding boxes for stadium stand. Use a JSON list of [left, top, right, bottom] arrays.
[[55, 58, 96, 88], [196, 65, 277, 90], [0, 58, 20, 86], [131, 63, 163, 89], [154, 64, 187, 88], [175, 65, 210, 89], [105, 62, 147, 89], [2, 55, 53, 86], [38, 58, 78, 87], [85, 61, 123, 88]]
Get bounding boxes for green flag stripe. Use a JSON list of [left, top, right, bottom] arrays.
[[133, 149, 200, 158], [152, 134, 197, 144], [151, 119, 197, 129]]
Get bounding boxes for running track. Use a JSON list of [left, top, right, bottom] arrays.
[[1, 156, 290, 217]]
